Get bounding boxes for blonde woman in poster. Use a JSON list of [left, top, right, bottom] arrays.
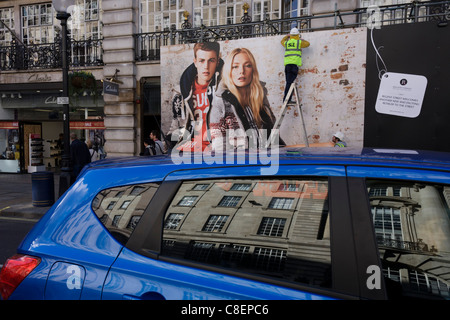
[[209, 47, 283, 151]]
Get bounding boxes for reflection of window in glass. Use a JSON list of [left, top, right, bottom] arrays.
[[112, 215, 121, 227], [189, 242, 215, 262], [367, 179, 450, 299], [127, 216, 141, 230], [92, 182, 159, 245], [193, 183, 209, 191], [178, 196, 198, 206], [278, 183, 298, 191], [369, 186, 387, 196], [269, 197, 294, 210], [253, 247, 286, 272], [221, 244, 250, 264], [162, 178, 331, 289], [99, 214, 108, 224], [130, 186, 146, 195], [106, 201, 116, 210], [164, 213, 184, 229], [120, 200, 131, 209], [371, 207, 402, 242], [231, 183, 251, 191], [116, 191, 124, 198], [202, 215, 228, 232], [258, 217, 286, 237], [218, 196, 241, 207]]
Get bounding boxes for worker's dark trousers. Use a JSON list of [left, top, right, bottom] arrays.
[[284, 64, 299, 102]]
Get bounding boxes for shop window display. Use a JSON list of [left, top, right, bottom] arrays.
[[0, 122, 20, 173]]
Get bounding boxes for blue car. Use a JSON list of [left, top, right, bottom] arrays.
[[1, 147, 450, 300]]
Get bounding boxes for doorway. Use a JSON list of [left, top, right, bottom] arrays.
[[142, 79, 161, 143]]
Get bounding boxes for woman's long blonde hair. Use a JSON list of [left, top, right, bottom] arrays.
[[222, 48, 266, 127]]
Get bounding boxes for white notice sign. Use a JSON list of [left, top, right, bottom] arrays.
[[375, 72, 427, 118], [57, 97, 69, 105]]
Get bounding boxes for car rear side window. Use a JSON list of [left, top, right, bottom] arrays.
[[92, 183, 160, 245], [366, 179, 450, 299], [161, 178, 332, 289]]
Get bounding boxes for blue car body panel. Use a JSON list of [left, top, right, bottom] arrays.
[[8, 147, 450, 300], [102, 247, 333, 300]]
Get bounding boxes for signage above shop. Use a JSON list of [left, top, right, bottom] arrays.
[[103, 80, 119, 96], [0, 121, 19, 129], [1, 92, 104, 109], [70, 120, 105, 130]]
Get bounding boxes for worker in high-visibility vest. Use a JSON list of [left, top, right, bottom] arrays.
[[281, 27, 310, 102]]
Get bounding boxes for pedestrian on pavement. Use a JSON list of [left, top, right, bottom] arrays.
[[281, 27, 310, 102], [141, 138, 157, 156], [150, 130, 165, 155], [87, 140, 100, 161], [70, 132, 91, 179]]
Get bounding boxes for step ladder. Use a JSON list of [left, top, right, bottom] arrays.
[[266, 82, 309, 148]]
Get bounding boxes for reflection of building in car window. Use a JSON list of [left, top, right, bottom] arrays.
[[161, 178, 332, 289], [92, 183, 159, 244], [367, 181, 450, 299]]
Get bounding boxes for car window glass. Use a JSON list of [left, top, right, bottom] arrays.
[[161, 178, 332, 289], [92, 183, 160, 245], [367, 180, 450, 299]]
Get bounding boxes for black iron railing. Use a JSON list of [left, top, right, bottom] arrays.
[[135, 0, 449, 61], [0, 1, 448, 70], [377, 237, 436, 253], [0, 36, 103, 71]]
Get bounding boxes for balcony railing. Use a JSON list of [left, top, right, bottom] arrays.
[[377, 237, 437, 253], [0, 36, 103, 71], [0, 1, 448, 70], [136, 0, 449, 61]]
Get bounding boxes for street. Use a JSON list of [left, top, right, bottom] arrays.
[[0, 217, 37, 267]]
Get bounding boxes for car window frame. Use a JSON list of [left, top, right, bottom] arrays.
[[124, 164, 384, 299], [347, 165, 450, 300]]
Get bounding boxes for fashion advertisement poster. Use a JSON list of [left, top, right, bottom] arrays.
[[160, 27, 367, 150]]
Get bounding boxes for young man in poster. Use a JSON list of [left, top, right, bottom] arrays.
[[169, 42, 224, 153]]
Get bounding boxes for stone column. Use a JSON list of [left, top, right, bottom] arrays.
[[102, 0, 137, 157]]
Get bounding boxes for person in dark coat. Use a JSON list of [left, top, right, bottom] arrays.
[[70, 132, 91, 179]]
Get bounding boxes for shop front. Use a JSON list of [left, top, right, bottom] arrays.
[[0, 121, 20, 173], [0, 82, 105, 173]]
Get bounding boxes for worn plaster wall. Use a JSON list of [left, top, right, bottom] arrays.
[[160, 27, 367, 147]]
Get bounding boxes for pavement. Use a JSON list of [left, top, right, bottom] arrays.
[[0, 171, 60, 221]]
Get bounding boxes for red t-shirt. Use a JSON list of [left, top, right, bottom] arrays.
[[178, 80, 211, 152]]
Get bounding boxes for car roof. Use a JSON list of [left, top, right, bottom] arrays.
[[84, 147, 450, 173]]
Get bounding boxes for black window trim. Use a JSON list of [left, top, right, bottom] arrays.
[[126, 180, 182, 259]]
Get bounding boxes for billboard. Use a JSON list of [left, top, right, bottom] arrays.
[[160, 27, 367, 151], [364, 21, 450, 152]]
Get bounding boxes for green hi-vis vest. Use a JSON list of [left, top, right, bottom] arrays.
[[284, 39, 302, 66]]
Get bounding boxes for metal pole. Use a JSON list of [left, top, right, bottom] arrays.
[[57, 12, 72, 196]]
